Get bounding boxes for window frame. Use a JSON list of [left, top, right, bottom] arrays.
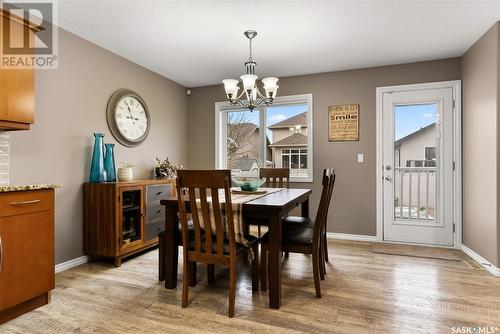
[[215, 94, 313, 182]]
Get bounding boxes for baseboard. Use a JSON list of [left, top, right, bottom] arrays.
[[326, 232, 378, 242], [55, 256, 88, 274], [461, 245, 500, 277]]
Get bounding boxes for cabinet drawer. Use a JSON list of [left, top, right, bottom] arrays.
[[0, 190, 53, 218], [146, 204, 165, 223], [146, 219, 165, 241], [146, 184, 171, 204]]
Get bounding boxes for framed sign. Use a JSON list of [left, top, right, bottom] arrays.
[[328, 104, 359, 141]]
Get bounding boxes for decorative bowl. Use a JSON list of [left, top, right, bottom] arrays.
[[232, 178, 266, 192]]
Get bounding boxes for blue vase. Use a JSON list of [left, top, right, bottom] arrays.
[[89, 133, 106, 183], [104, 143, 116, 182]]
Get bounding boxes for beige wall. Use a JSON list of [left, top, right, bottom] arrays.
[[8, 28, 188, 264], [187, 58, 461, 236], [462, 22, 500, 267]]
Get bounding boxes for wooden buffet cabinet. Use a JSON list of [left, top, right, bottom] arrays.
[[83, 179, 175, 267], [0, 189, 55, 324], [0, 9, 38, 131]]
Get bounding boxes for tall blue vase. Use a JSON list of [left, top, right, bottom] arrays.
[[89, 133, 106, 183], [104, 143, 116, 182]]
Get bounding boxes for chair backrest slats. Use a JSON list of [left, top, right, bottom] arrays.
[[199, 188, 212, 255], [260, 168, 290, 188], [187, 187, 202, 253], [177, 170, 235, 261], [210, 188, 225, 256]]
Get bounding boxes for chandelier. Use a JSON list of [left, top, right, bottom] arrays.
[[222, 30, 279, 111]]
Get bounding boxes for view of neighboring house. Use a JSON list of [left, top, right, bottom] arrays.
[[229, 112, 308, 178], [268, 112, 308, 177], [394, 122, 437, 168], [394, 122, 437, 221]]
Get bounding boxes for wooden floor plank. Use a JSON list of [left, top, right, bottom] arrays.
[[1, 240, 499, 334]]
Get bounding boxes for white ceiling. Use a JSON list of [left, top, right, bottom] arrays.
[[56, 0, 500, 88]]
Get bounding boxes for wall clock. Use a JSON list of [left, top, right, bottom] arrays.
[[106, 89, 151, 147]]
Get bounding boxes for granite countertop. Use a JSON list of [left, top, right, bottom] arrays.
[[0, 184, 62, 193]]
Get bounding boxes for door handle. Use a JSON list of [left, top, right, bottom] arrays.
[[384, 176, 392, 181], [9, 199, 41, 206], [0, 234, 3, 273]]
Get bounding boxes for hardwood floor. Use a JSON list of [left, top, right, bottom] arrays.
[[1, 240, 499, 334]]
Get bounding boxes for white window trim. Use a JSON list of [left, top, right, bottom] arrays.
[[215, 94, 313, 182]]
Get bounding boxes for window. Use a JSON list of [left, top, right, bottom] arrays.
[[281, 149, 308, 177], [215, 94, 313, 182], [425, 146, 436, 161]]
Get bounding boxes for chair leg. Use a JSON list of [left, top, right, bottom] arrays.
[[182, 259, 190, 308], [258, 224, 261, 238], [207, 264, 215, 284], [189, 261, 197, 287], [251, 243, 260, 292], [158, 236, 165, 282], [323, 234, 329, 263], [284, 251, 289, 258], [260, 244, 267, 292], [312, 249, 322, 298], [228, 258, 237, 318], [319, 240, 326, 280]]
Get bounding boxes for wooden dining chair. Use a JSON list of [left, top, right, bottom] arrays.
[[260, 168, 290, 188], [260, 168, 335, 298], [176, 169, 260, 318], [254, 168, 290, 238]]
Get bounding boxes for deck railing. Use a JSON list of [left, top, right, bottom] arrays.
[[394, 167, 436, 222]]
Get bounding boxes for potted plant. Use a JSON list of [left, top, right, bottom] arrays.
[[155, 157, 182, 179], [118, 161, 134, 181]]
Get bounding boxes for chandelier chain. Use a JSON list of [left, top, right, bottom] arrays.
[[248, 38, 253, 62]]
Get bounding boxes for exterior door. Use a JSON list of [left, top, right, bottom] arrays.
[[379, 82, 459, 246]]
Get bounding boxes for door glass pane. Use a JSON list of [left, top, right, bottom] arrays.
[[393, 104, 438, 223], [122, 190, 142, 244], [266, 104, 309, 178], [226, 110, 260, 177]]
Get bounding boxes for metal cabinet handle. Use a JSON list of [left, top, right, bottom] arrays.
[[156, 191, 163, 196], [9, 199, 41, 206], [157, 209, 164, 214], [0, 235, 3, 272]]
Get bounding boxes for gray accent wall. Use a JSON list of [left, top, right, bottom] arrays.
[[462, 22, 500, 267], [8, 28, 189, 265], [187, 58, 462, 237]]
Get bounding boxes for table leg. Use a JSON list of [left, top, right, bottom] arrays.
[[165, 206, 179, 289], [268, 211, 282, 309], [301, 198, 310, 218]]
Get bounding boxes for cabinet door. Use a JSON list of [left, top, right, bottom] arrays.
[[0, 69, 34, 125], [119, 186, 145, 252], [0, 210, 54, 311], [0, 14, 35, 127]]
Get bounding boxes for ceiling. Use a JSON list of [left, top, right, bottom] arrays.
[[56, 0, 500, 88]]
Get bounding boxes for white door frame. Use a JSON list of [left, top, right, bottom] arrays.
[[376, 80, 462, 249]]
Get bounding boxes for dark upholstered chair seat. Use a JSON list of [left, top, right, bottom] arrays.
[[262, 224, 314, 246], [282, 216, 315, 228]]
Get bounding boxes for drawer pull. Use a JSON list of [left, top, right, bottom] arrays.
[[157, 209, 164, 214], [0, 234, 3, 272], [156, 191, 163, 196], [9, 199, 41, 206]]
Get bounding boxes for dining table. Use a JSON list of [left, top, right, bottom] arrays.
[[159, 187, 312, 309]]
